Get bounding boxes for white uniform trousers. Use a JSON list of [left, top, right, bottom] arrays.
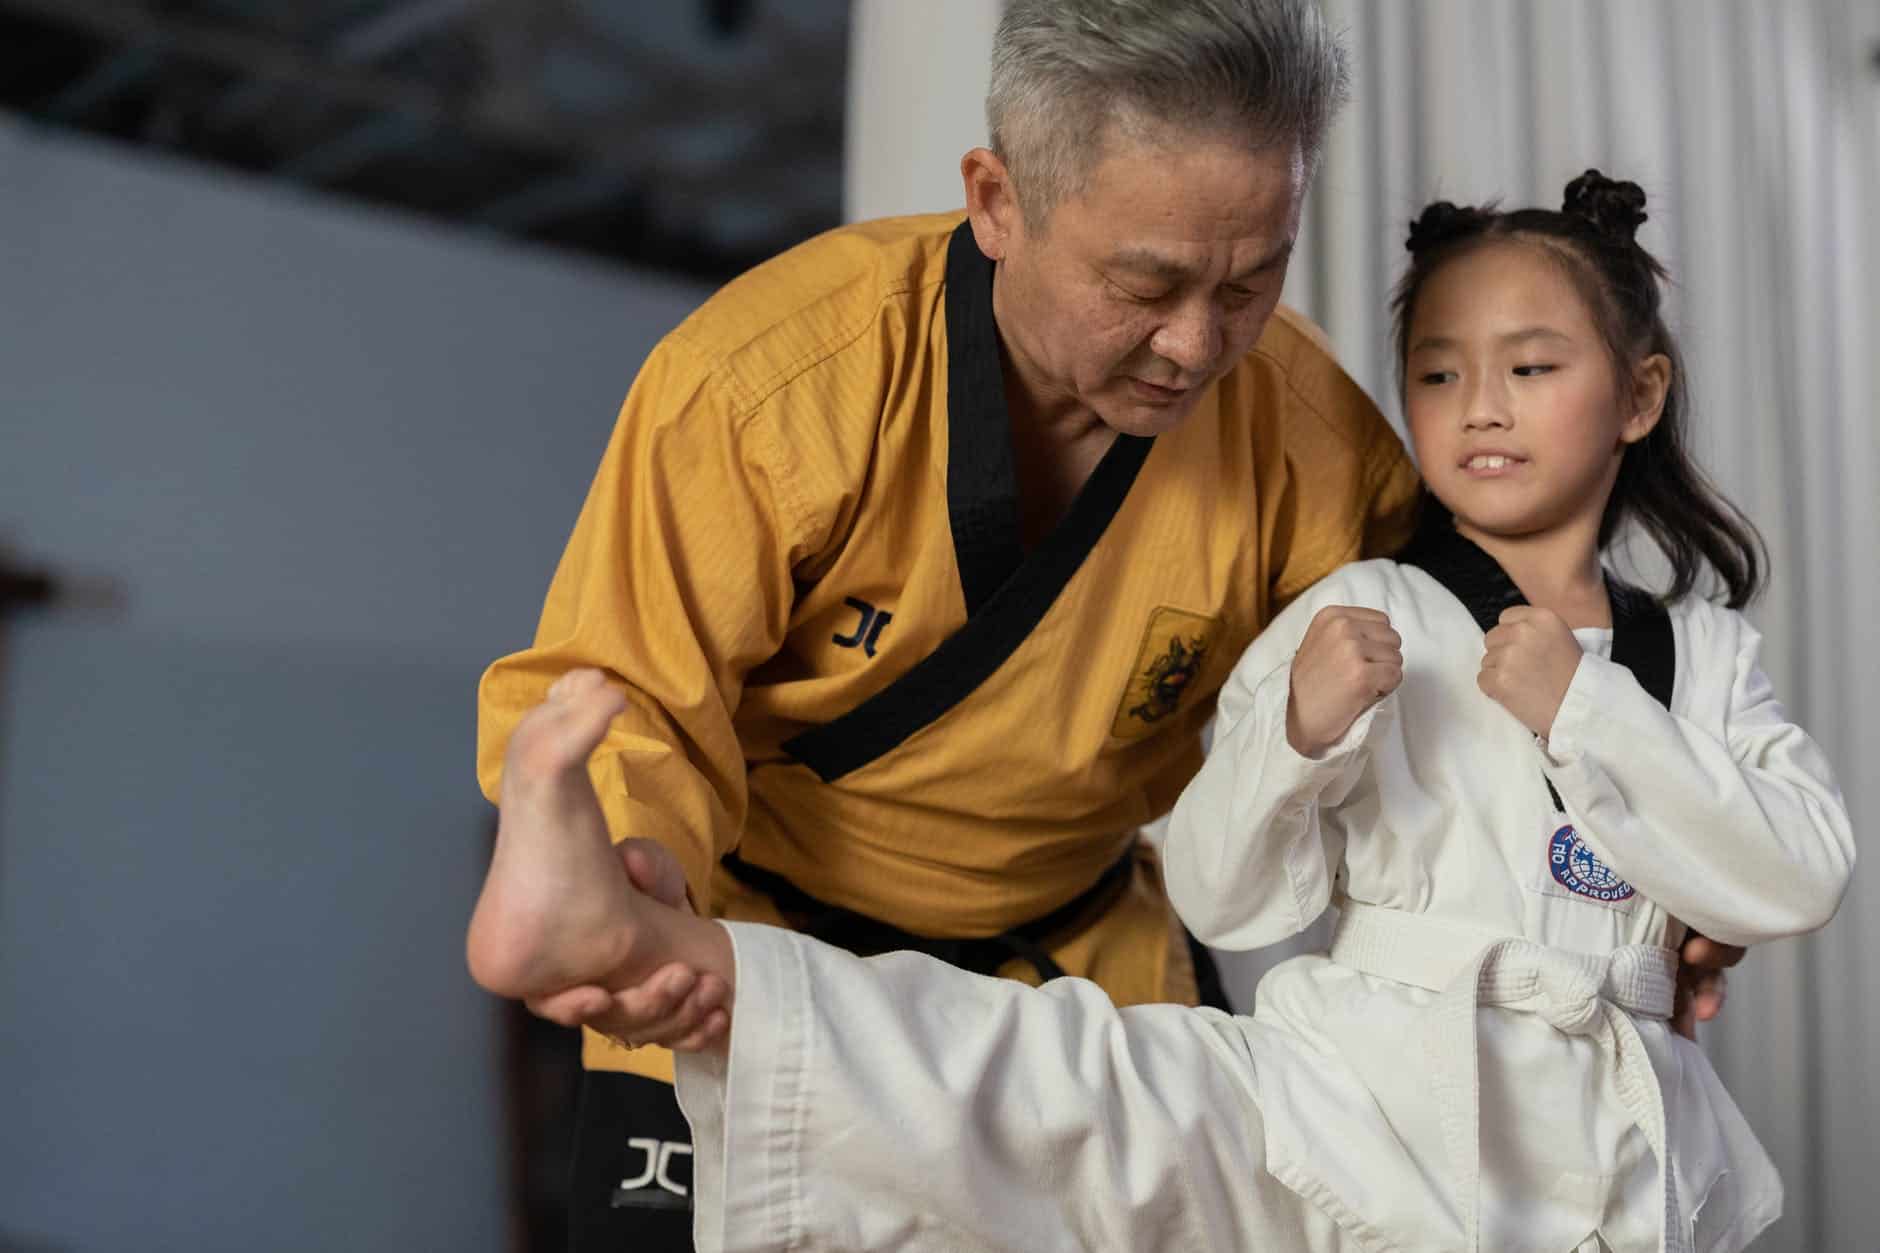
[[674, 919, 1763, 1252], [675, 921, 1353, 1253]]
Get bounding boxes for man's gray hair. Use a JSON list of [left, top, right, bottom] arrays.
[[987, 0, 1350, 223]]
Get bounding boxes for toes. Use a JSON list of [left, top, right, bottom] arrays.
[[506, 674, 628, 780], [548, 668, 608, 702], [563, 681, 629, 743]]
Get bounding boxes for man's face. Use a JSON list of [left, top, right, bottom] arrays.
[[986, 128, 1307, 437]]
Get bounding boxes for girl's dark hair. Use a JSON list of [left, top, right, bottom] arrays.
[[1389, 170, 1766, 608]]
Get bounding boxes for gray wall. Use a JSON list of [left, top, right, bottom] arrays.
[[0, 113, 708, 1252]]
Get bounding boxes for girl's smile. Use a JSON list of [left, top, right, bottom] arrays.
[[1459, 450, 1528, 476]]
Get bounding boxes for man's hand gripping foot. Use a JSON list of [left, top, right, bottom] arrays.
[[467, 668, 734, 1054]]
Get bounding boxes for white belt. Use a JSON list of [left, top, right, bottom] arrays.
[[1328, 900, 1687, 1253]]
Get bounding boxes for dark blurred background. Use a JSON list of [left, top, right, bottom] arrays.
[[0, 5, 859, 1251], [0, 0, 849, 282]]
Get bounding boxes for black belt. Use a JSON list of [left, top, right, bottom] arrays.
[[718, 849, 1138, 983]]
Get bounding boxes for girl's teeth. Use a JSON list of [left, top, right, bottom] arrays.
[[1471, 455, 1509, 469]]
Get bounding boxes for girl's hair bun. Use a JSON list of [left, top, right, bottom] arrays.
[[1404, 200, 1489, 255], [1562, 169, 1648, 243]]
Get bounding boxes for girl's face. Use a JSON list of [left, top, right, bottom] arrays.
[[1402, 240, 1667, 554]]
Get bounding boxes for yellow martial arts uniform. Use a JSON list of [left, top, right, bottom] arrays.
[[476, 212, 1420, 1084]]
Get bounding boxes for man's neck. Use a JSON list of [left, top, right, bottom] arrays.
[[996, 353, 1117, 549], [990, 277, 1121, 547]]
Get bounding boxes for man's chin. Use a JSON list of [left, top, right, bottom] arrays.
[[1096, 392, 1204, 437]]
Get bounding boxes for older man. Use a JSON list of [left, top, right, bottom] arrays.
[[473, 2, 1731, 1247]]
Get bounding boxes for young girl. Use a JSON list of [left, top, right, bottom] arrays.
[[469, 172, 1854, 1253]]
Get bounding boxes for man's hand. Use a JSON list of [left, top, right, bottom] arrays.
[[525, 838, 731, 1053], [1673, 933, 1745, 1039], [1286, 606, 1402, 758], [1479, 606, 1582, 739]]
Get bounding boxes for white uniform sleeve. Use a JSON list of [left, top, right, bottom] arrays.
[[1164, 568, 1392, 950], [1542, 605, 1856, 946]]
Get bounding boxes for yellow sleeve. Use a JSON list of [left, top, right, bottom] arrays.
[[1262, 318, 1422, 608], [1356, 408, 1422, 561], [476, 334, 808, 909]]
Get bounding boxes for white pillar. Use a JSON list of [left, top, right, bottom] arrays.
[[843, 0, 1003, 222]]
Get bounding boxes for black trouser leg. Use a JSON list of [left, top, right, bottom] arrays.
[[568, 1071, 694, 1251]]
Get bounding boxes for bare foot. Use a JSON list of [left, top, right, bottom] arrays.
[[468, 669, 664, 999]]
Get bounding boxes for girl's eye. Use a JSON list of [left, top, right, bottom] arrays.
[[1417, 370, 1456, 386], [1513, 364, 1556, 377]]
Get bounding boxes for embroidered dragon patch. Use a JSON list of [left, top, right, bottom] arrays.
[[1111, 607, 1221, 740]]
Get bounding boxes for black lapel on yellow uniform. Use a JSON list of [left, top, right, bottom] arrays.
[[783, 221, 1156, 782]]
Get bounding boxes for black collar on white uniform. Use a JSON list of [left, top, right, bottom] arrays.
[[1395, 494, 1676, 712]]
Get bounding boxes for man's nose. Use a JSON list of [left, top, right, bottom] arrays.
[[1150, 300, 1221, 375]]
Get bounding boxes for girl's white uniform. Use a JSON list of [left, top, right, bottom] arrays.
[[674, 527, 1854, 1253]]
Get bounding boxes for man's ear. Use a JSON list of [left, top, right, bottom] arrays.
[[961, 147, 1020, 262], [1620, 352, 1672, 445]]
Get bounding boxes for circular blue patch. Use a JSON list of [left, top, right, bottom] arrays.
[[1548, 824, 1635, 902]]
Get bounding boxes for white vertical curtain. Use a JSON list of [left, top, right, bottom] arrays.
[[843, 0, 1000, 222], [845, 2, 1878, 1247], [1290, 4, 1879, 1249]]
